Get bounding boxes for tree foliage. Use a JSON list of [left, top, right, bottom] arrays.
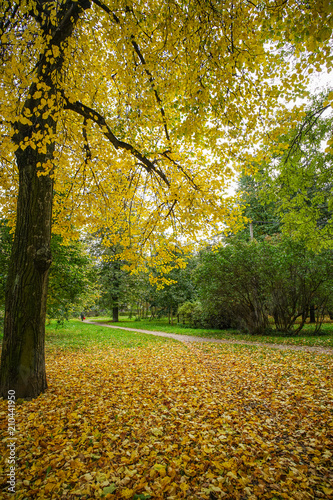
[[196, 237, 333, 335], [233, 172, 281, 241], [0, 221, 13, 309], [254, 92, 333, 249], [1, 0, 332, 263]]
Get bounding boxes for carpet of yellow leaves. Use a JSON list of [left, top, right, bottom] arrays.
[[1, 342, 332, 499]]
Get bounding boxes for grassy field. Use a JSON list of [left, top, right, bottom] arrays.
[[44, 319, 177, 352], [1, 320, 332, 500], [1, 315, 332, 349], [87, 316, 333, 349]]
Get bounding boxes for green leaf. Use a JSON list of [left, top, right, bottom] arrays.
[[102, 484, 117, 496]]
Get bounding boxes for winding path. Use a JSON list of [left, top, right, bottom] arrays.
[[85, 321, 333, 355]]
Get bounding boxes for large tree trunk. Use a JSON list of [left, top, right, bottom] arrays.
[[0, 147, 54, 398], [0, 0, 91, 399]]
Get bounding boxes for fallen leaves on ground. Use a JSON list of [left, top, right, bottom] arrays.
[[1, 342, 332, 499]]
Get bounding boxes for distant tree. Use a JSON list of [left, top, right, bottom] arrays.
[[47, 235, 99, 322], [257, 91, 333, 249], [97, 254, 132, 322], [91, 234, 145, 321], [234, 172, 281, 241]]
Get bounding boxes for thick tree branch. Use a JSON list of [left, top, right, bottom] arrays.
[[90, 0, 120, 23], [63, 95, 170, 186], [130, 38, 170, 141], [82, 119, 92, 162]]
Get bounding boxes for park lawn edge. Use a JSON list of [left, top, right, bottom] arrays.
[[87, 316, 333, 349]]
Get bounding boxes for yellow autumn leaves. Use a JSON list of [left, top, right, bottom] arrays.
[[1, 337, 332, 499], [1, 0, 333, 272]]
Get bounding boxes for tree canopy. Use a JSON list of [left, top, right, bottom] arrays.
[[255, 92, 333, 249], [1, 0, 332, 267]]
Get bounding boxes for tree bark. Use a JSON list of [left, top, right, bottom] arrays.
[[0, 147, 54, 398], [309, 304, 316, 323], [0, 0, 91, 399], [112, 304, 119, 322]]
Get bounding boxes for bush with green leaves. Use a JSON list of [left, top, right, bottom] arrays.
[[196, 237, 333, 335], [196, 242, 270, 334], [260, 236, 333, 333], [177, 301, 201, 325], [177, 300, 233, 329]]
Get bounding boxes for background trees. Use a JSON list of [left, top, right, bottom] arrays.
[[0, 221, 12, 310], [47, 236, 99, 322], [195, 237, 333, 335], [0, 227, 99, 322], [95, 246, 138, 322], [234, 172, 281, 241], [147, 256, 197, 324], [252, 91, 333, 249]]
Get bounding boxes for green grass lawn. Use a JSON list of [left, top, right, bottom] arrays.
[[44, 319, 177, 352], [1, 316, 332, 350], [87, 315, 333, 348]]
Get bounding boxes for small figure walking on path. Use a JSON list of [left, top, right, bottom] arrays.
[[80, 312, 85, 321]]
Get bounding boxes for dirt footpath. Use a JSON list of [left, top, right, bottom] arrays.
[[85, 321, 333, 355]]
